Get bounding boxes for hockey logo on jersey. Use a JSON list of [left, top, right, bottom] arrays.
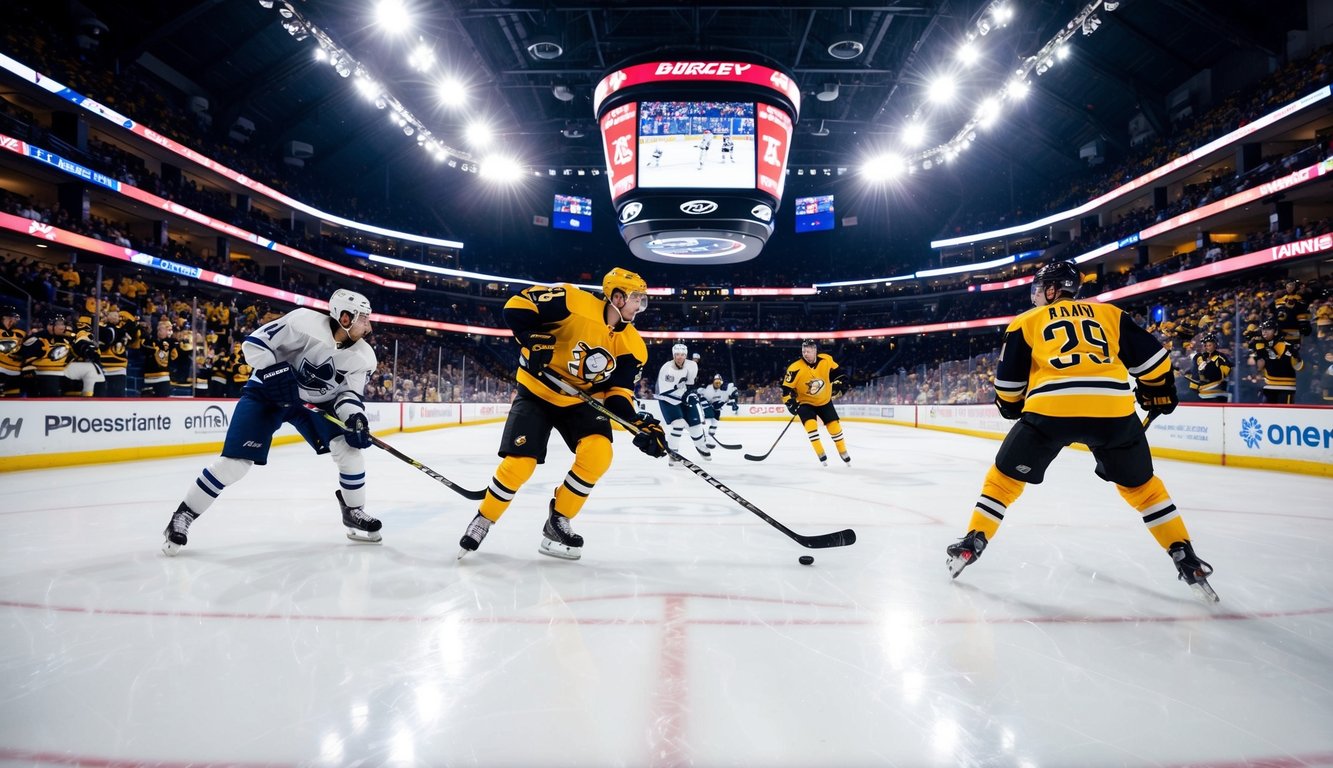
[[0, 339, 16, 354], [805, 379, 826, 395], [298, 357, 337, 394], [50, 345, 69, 361], [568, 342, 616, 384]]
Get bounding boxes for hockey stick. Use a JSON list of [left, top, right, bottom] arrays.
[[713, 436, 743, 450], [538, 371, 856, 550], [744, 415, 797, 461], [305, 404, 486, 501]]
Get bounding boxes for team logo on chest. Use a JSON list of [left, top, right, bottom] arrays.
[[298, 357, 337, 393], [568, 341, 616, 384], [806, 379, 826, 395]]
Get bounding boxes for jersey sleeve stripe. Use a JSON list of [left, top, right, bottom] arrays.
[[242, 335, 274, 352], [1126, 348, 1168, 376]]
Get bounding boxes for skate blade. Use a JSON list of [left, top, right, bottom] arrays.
[[946, 553, 971, 579], [161, 540, 183, 557], [456, 547, 472, 561], [1189, 578, 1220, 603], [538, 539, 582, 560], [345, 529, 382, 543]]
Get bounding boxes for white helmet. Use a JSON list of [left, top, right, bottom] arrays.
[[713, 373, 723, 381], [329, 289, 372, 327], [672, 343, 688, 356]]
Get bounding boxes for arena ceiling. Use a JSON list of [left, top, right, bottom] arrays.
[[40, 1, 1309, 203]]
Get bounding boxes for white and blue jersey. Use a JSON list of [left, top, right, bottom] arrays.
[[656, 359, 700, 426], [224, 308, 377, 464], [697, 380, 738, 419]]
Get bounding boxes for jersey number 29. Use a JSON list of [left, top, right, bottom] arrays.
[[1043, 319, 1110, 369]]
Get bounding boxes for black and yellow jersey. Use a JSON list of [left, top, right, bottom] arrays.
[[1251, 339, 1302, 391], [20, 330, 74, 376], [506, 283, 647, 419], [141, 336, 179, 384], [98, 320, 139, 374], [994, 298, 1171, 418], [0, 325, 25, 375], [782, 353, 842, 407], [1273, 294, 1310, 343], [1190, 351, 1232, 399]]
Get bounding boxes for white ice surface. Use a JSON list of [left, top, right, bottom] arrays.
[[1, 420, 1331, 767]]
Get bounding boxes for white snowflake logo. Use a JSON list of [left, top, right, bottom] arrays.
[[1239, 417, 1263, 449]]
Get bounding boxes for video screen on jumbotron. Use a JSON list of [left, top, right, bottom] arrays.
[[553, 194, 592, 232], [637, 101, 756, 189], [794, 194, 835, 232]]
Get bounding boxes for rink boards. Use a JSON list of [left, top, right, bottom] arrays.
[[1, 399, 1329, 476]]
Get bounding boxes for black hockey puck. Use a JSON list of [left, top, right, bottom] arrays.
[[798, 555, 815, 565]]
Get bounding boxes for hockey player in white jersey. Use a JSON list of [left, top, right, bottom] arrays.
[[697, 373, 739, 449], [696, 129, 712, 170], [656, 343, 711, 464], [161, 289, 380, 555]]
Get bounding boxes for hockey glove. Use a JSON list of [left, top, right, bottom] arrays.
[[730, 399, 739, 414], [256, 361, 300, 406], [1135, 376, 1178, 417], [684, 391, 701, 408], [831, 377, 847, 398], [343, 411, 373, 450], [783, 397, 799, 415], [521, 332, 557, 373], [630, 416, 669, 458], [994, 396, 1024, 421]]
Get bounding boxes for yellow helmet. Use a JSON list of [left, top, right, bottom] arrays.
[[602, 267, 647, 300]]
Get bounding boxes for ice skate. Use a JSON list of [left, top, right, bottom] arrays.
[[1169, 541, 1219, 602], [161, 502, 199, 556], [840, 452, 851, 465], [946, 530, 988, 579], [457, 513, 492, 560], [336, 490, 382, 543], [539, 501, 583, 560], [819, 455, 829, 467]]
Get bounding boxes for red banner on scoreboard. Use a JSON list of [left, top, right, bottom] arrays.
[[600, 103, 638, 201], [756, 104, 792, 201]]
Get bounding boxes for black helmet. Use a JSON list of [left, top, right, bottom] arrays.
[[801, 339, 817, 349], [1259, 318, 1279, 332], [1198, 333, 1217, 345], [0, 304, 19, 318], [1034, 261, 1080, 298], [43, 311, 68, 327]]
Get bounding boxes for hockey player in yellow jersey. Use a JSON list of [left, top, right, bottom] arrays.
[[1189, 333, 1232, 402], [0, 305, 25, 397], [781, 340, 849, 466], [457, 267, 668, 561], [1251, 319, 1303, 404], [946, 261, 1218, 601]]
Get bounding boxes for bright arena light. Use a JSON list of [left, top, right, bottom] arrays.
[[927, 75, 956, 104], [436, 77, 468, 107], [465, 122, 493, 148], [354, 76, 380, 101], [479, 155, 524, 182], [374, 0, 411, 33], [976, 96, 1002, 128], [902, 120, 927, 148], [956, 42, 979, 66], [1057, 44, 1071, 60], [861, 152, 906, 182], [1007, 78, 1030, 99]]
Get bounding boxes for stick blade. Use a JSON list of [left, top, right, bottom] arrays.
[[797, 528, 857, 549], [743, 452, 768, 461]]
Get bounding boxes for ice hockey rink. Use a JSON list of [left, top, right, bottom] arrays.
[[2, 420, 1331, 767]]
